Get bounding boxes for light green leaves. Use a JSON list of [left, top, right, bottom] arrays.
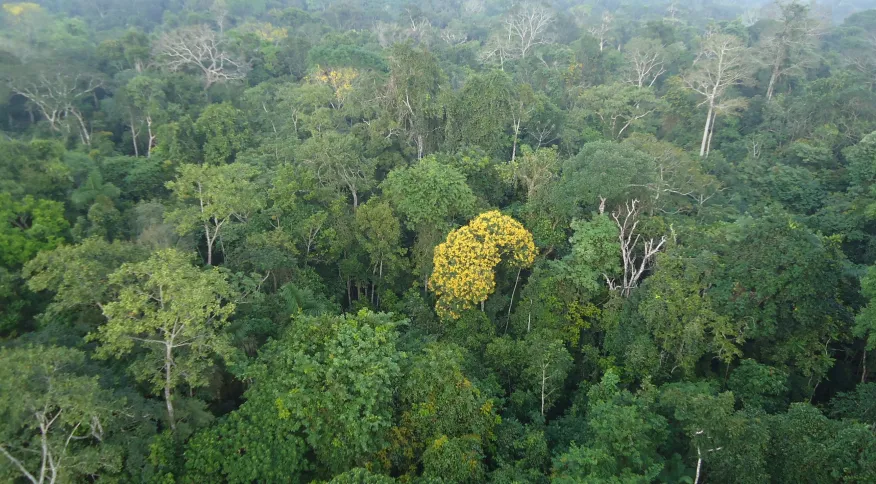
[[90, 248, 236, 428]]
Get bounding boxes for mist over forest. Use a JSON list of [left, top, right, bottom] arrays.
[[3, 0, 876, 482]]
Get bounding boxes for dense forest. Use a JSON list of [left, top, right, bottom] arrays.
[[3, 0, 876, 482]]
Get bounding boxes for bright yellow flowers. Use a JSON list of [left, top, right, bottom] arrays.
[[430, 211, 535, 319], [3, 2, 41, 18], [311, 65, 359, 106]]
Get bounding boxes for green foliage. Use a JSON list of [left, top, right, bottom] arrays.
[[446, 70, 514, 156], [390, 344, 499, 479], [165, 162, 265, 264], [727, 359, 788, 412], [71, 170, 120, 208], [638, 251, 743, 376], [4, 2, 876, 482], [184, 388, 309, 483], [296, 132, 374, 208], [246, 310, 404, 474], [552, 371, 668, 483], [327, 468, 395, 483], [855, 263, 876, 350], [0, 140, 70, 199], [710, 212, 848, 382], [355, 199, 404, 287], [381, 155, 476, 233], [492, 419, 550, 482], [560, 213, 621, 294], [767, 403, 876, 483], [23, 237, 144, 315], [0, 193, 69, 267], [831, 383, 876, 424], [574, 83, 661, 140], [557, 141, 655, 215], [195, 103, 250, 164]]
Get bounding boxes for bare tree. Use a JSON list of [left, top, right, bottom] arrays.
[[683, 32, 752, 156], [8, 69, 102, 145], [462, 0, 485, 16], [404, 9, 434, 45], [760, 1, 823, 101], [740, 8, 761, 27], [480, 33, 513, 69], [623, 38, 668, 88], [440, 26, 468, 46], [153, 25, 248, 90], [503, 2, 555, 59], [374, 21, 404, 48], [601, 199, 667, 297], [665, 1, 681, 23], [588, 11, 614, 52], [210, 0, 229, 33]]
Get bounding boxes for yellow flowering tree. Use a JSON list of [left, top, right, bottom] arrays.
[[310, 65, 359, 110], [430, 210, 535, 318], [2, 2, 42, 19]]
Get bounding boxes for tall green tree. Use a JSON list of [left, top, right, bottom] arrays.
[[446, 70, 514, 157], [166, 162, 265, 265], [552, 371, 668, 483], [90, 248, 237, 431]]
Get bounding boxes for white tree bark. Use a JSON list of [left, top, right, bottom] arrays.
[[588, 12, 614, 52], [602, 199, 667, 296], [503, 2, 555, 59], [683, 32, 752, 157], [623, 39, 667, 88], [9, 71, 102, 145]]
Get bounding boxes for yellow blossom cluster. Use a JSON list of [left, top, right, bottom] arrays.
[[3, 2, 41, 18], [310, 65, 359, 106], [253, 22, 288, 43], [429, 210, 535, 319]]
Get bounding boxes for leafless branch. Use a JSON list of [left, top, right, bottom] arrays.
[[153, 25, 249, 90]]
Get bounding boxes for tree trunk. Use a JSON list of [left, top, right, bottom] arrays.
[[540, 364, 547, 416], [507, 268, 521, 328], [766, 66, 779, 101], [706, 110, 717, 157], [130, 115, 139, 157], [699, 104, 714, 157], [146, 116, 155, 158], [511, 119, 521, 162], [204, 224, 214, 266], [164, 343, 176, 431], [70, 109, 91, 146]]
